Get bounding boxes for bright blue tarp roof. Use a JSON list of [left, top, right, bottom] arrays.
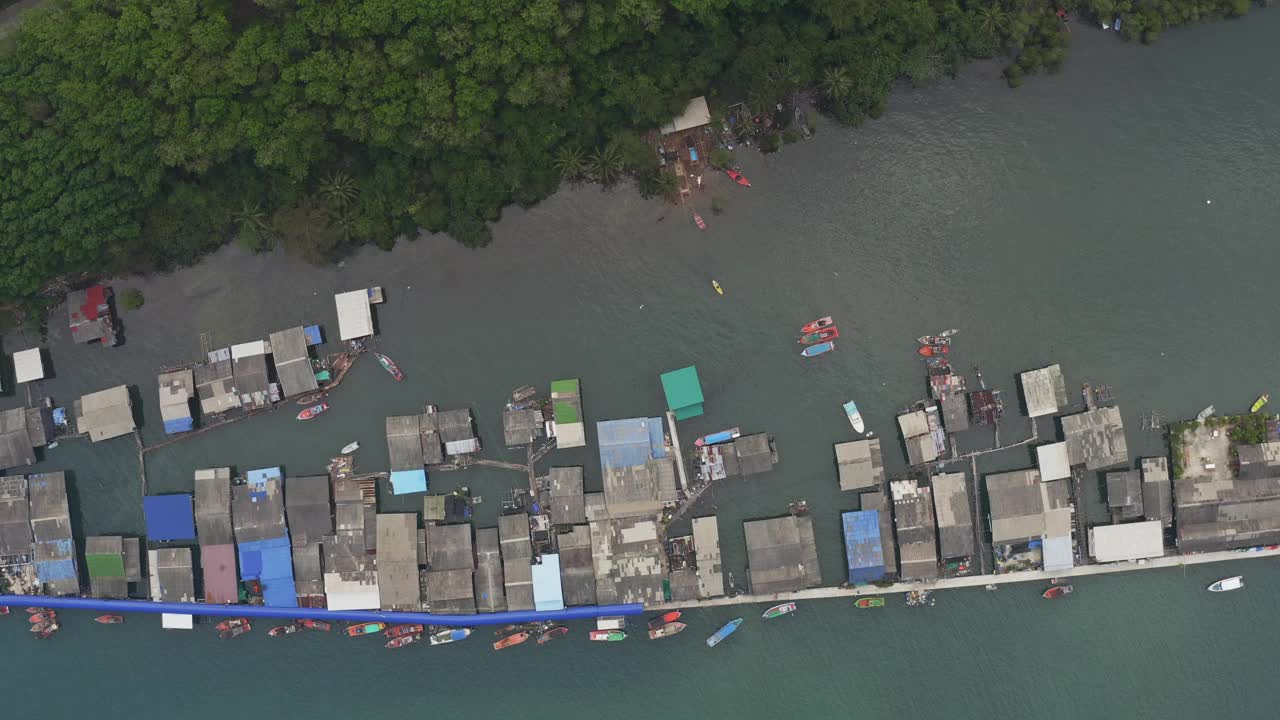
[[531, 554, 565, 612], [842, 510, 885, 584], [390, 469, 428, 495], [143, 494, 196, 541], [237, 536, 297, 608]]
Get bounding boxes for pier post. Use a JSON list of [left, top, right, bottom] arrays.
[[666, 411, 690, 493]]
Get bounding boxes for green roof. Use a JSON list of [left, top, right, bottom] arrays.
[[551, 379, 581, 424], [660, 366, 704, 420], [86, 553, 126, 579]]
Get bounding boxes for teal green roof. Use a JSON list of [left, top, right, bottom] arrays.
[[86, 553, 126, 578], [660, 366, 704, 419]]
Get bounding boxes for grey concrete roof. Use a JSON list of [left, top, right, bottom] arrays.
[[692, 516, 724, 598], [473, 528, 506, 613], [743, 515, 821, 594], [1107, 469, 1144, 521], [194, 359, 239, 414], [377, 513, 421, 611], [549, 466, 586, 525], [1020, 364, 1067, 418], [426, 523, 473, 571], [503, 557, 534, 611], [931, 472, 975, 559], [986, 469, 1046, 544], [292, 542, 325, 597], [269, 327, 319, 398], [835, 438, 884, 492], [498, 514, 532, 560], [285, 475, 332, 547], [861, 490, 897, 576], [194, 468, 235, 546], [1175, 473, 1280, 552], [1062, 406, 1129, 470], [906, 434, 939, 465], [151, 547, 195, 603], [733, 434, 776, 476], [898, 409, 930, 438], [502, 408, 543, 446], [590, 516, 667, 605], [1141, 457, 1173, 527], [425, 568, 475, 614], [435, 408, 477, 445], [0, 406, 35, 470], [941, 393, 970, 432], [231, 477, 287, 544], [386, 415, 426, 471], [556, 524, 597, 606], [231, 354, 272, 409], [890, 479, 939, 580], [0, 476, 32, 557]]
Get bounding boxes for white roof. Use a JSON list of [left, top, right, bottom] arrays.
[[555, 422, 586, 448], [324, 587, 381, 611], [1020, 365, 1064, 418], [1036, 442, 1071, 481], [335, 290, 373, 341], [1089, 520, 1165, 563], [230, 340, 268, 359], [161, 613, 194, 630], [660, 96, 711, 135], [1041, 535, 1075, 572], [13, 348, 44, 383]]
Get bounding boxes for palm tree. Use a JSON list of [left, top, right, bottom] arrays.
[[588, 143, 623, 186], [553, 144, 586, 181], [318, 170, 359, 210], [230, 199, 273, 249], [820, 66, 853, 101], [978, 4, 1009, 37]]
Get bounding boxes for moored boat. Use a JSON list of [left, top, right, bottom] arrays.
[[537, 626, 569, 645], [726, 169, 751, 187], [296, 403, 329, 421], [915, 335, 951, 346], [801, 341, 834, 357], [493, 631, 531, 650], [854, 597, 885, 609], [31, 621, 58, 635], [938, 328, 959, 337], [843, 400, 865, 434], [0, 606, 9, 616], [588, 630, 627, 642], [35, 625, 58, 640], [386, 634, 422, 649], [340, 441, 359, 454], [1208, 576, 1244, 592], [299, 619, 331, 631], [215, 618, 250, 632], [375, 352, 404, 381], [801, 316, 835, 334], [712, 280, 723, 295], [219, 624, 251, 639], [429, 628, 472, 645], [28, 612, 56, 624], [799, 327, 839, 344], [648, 622, 687, 640], [25, 607, 51, 614], [1042, 585, 1073, 599], [762, 602, 796, 619], [1252, 394, 1270, 413], [706, 618, 743, 648], [346, 622, 387, 637], [385, 623, 426, 639], [648, 611, 682, 631], [1196, 406, 1215, 421], [694, 428, 740, 447], [268, 624, 300, 637], [693, 212, 706, 230], [94, 615, 124, 625], [917, 344, 949, 357]]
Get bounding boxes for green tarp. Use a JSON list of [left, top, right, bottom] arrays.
[[85, 553, 126, 578], [660, 366, 704, 420]]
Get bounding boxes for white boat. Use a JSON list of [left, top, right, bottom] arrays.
[[842, 401, 865, 434], [938, 328, 959, 337], [1208, 576, 1244, 592], [429, 628, 472, 645], [340, 441, 359, 454], [1196, 406, 1215, 421]]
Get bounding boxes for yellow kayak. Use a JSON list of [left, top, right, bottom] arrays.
[[712, 280, 723, 295], [1252, 393, 1270, 413]]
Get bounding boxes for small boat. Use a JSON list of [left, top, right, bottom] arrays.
[[1042, 585, 1074, 599], [648, 622, 687, 640], [340, 441, 359, 454], [219, 624, 251, 639], [375, 352, 404, 381], [726, 169, 751, 187], [296, 403, 329, 421], [854, 597, 885, 609], [706, 618, 743, 648], [693, 212, 706, 230], [589, 630, 627, 642], [801, 341, 834, 358], [429, 628, 472, 645], [843, 400, 865, 434], [915, 335, 951, 346], [298, 619, 331, 631], [268, 624, 300, 637], [215, 618, 250, 632], [0, 606, 9, 616], [762, 602, 796, 619], [801, 316, 835, 334], [1196, 406, 1215, 422], [1252, 394, 1270, 413], [648, 611, 682, 631], [25, 607, 51, 614], [346, 622, 387, 637], [712, 280, 723, 295], [917, 345, 949, 357], [386, 634, 422, 649], [537, 626, 570, 645], [694, 428, 740, 447], [493, 631, 531, 650], [35, 625, 58, 640], [493, 624, 518, 636], [1209, 576, 1244, 592], [28, 612, 56, 624], [385, 623, 426, 639], [798, 327, 839, 344], [938, 328, 959, 337], [94, 615, 124, 625], [30, 621, 58, 634]]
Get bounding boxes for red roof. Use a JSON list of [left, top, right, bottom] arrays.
[[81, 285, 106, 321]]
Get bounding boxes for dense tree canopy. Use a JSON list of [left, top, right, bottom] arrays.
[[0, 0, 1260, 299]]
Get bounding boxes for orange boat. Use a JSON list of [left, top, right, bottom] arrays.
[[215, 618, 250, 632], [918, 345, 949, 357], [346, 622, 387, 637], [493, 631, 530, 650], [384, 623, 425, 639], [94, 615, 125, 625], [28, 612, 56, 624], [800, 316, 834, 334], [298, 619, 331, 631], [726, 169, 751, 187], [648, 611, 681, 631]]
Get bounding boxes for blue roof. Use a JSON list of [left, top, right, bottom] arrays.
[[303, 325, 323, 346], [390, 469, 428, 495], [842, 511, 885, 584], [237, 536, 297, 607], [144, 494, 196, 541], [247, 467, 283, 487], [163, 417, 193, 434], [531, 554, 565, 612], [35, 557, 78, 582], [597, 418, 664, 471]]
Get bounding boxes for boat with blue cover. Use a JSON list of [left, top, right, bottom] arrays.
[[843, 400, 864, 434], [801, 341, 834, 358], [706, 618, 743, 648]]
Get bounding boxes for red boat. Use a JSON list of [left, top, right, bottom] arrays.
[[268, 624, 300, 637], [384, 623, 425, 639], [693, 212, 706, 230], [1042, 585, 1074, 599], [800, 316, 834, 334], [0, 606, 9, 615], [386, 633, 422, 649], [537, 626, 569, 645], [30, 620, 57, 633], [94, 615, 124, 625], [215, 617, 251, 632], [799, 327, 839, 344], [648, 611, 682, 631], [918, 345, 949, 357], [35, 626, 58, 640], [220, 624, 251, 639], [726, 169, 751, 187], [493, 631, 531, 650], [375, 352, 404, 381], [28, 612, 56, 624], [298, 619, 331, 631], [296, 403, 329, 421], [25, 607, 51, 614]]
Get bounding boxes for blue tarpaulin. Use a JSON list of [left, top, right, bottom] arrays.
[[390, 469, 428, 495], [531, 554, 565, 612], [247, 467, 283, 486], [163, 417, 193, 434], [237, 536, 297, 608], [597, 418, 665, 471], [303, 325, 323, 346], [842, 511, 886, 585], [143, 494, 196, 541]]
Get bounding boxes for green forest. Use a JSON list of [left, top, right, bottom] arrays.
[[0, 0, 1261, 301]]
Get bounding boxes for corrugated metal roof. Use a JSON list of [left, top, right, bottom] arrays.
[[238, 536, 297, 607], [660, 366, 704, 419], [842, 511, 885, 584], [1090, 520, 1165, 562], [200, 543, 239, 604], [76, 385, 134, 442]]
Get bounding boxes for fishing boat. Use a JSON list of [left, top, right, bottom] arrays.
[[493, 631, 531, 650], [385, 623, 426, 639], [917, 345, 949, 357], [1042, 585, 1073, 599], [798, 327, 839, 344], [346, 621, 387, 637], [94, 615, 124, 625], [706, 618, 743, 648], [694, 428, 740, 447], [298, 619, 331, 631], [648, 611, 682, 631], [938, 328, 959, 337], [537, 626, 570, 645], [429, 628, 472, 645], [30, 620, 57, 634], [1209, 576, 1244, 592], [762, 602, 796, 619], [1196, 406, 1215, 421], [712, 280, 723, 295], [915, 335, 951, 346], [296, 403, 329, 421], [24, 607, 50, 614], [386, 634, 422, 649], [589, 630, 627, 642], [843, 400, 865, 434], [493, 624, 518, 636], [375, 352, 404, 381], [219, 624, 251, 640], [726, 169, 751, 187], [693, 212, 706, 230], [268, 624, 300, 637], [340, 441, 359, 454], [801, 316, 835, 334], [1252, 394, 1270, 413], [0, 606, 10, 615], [215, 618, 250, 632], [28, 612, 56, 624], [35, 625, 58, 640], [801, 341, 834, 358], [648, 622, 687, 640], [854, 597, 885, 609]]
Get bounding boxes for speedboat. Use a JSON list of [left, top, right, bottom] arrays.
[[694, 428, 740, 447], [296, 403, 329, 420], [916, 335, 951, 345], [1196, 406, 1215, 421], [938, 328, 959, 337], [429, 628, 472, 645], [843, 400, 865, 434], [340, 441, 359, 454], [726, 169, 751, 187], [801, 341, 834, 357], [801, 316, 834, 334], [648, 622, 687, 640], [712, 280, 723, 295], [1208, 576, 1244, 592], [799, 327, 839, 344], [762, 602, 796, 619]]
